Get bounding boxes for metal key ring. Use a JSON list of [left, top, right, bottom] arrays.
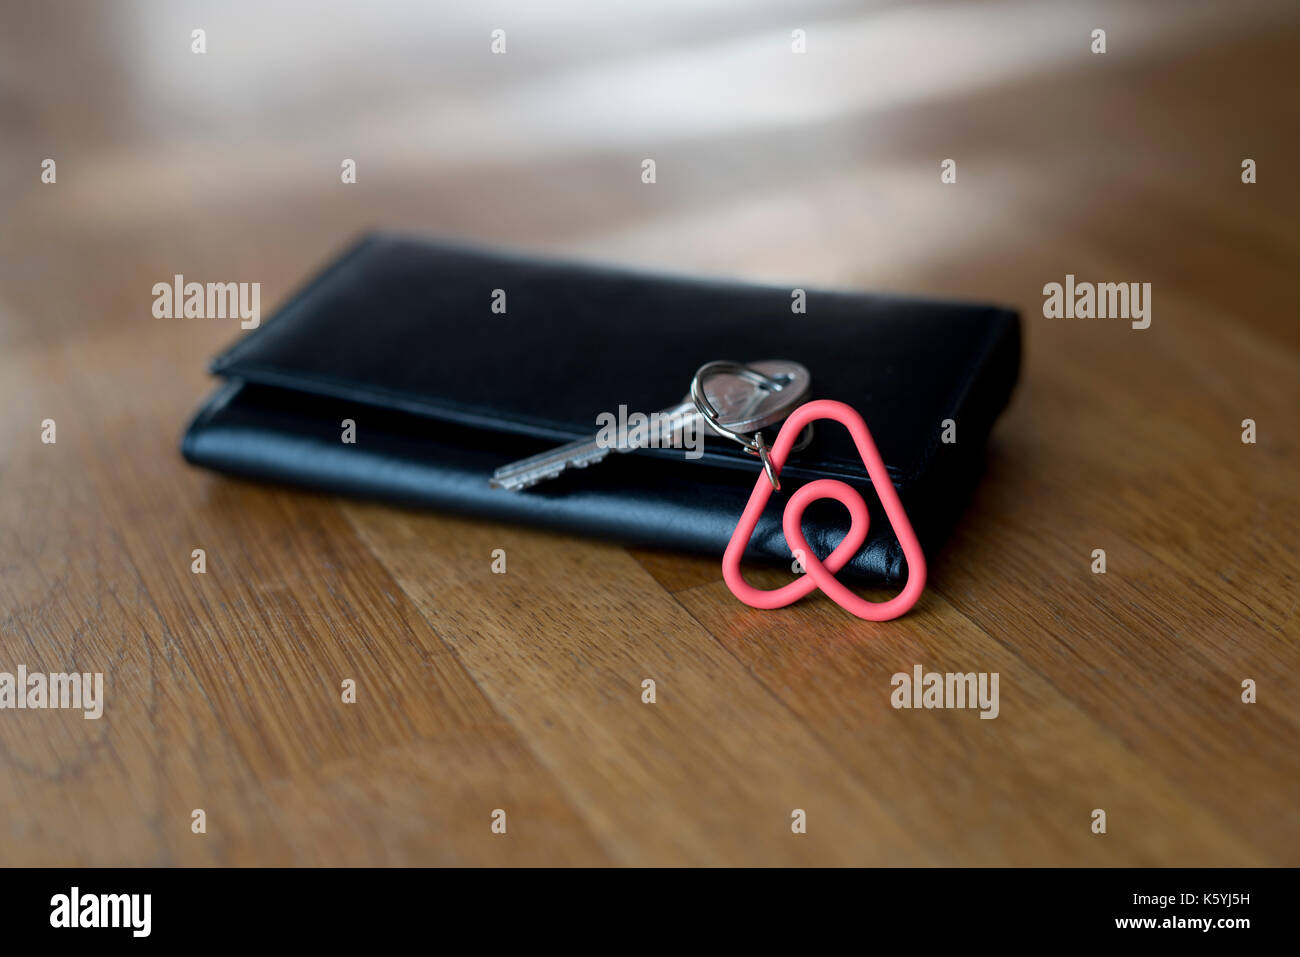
[[691, 360, 803, 490]]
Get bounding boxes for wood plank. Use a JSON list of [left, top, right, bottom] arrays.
[[344, 504, 930, 865], [0, 332, 607, 865], [675, 577, 1265, 864]]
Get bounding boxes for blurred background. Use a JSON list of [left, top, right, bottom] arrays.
[[1, 0, 1297, 865], [4, 0, 1297, 347]]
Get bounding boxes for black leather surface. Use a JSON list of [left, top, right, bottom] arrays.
[[181, 233, 1020, 582]]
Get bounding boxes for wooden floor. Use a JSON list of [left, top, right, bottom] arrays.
[[1, 0, 1297, 866]]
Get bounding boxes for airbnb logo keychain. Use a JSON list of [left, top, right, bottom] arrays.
[[691, 362, 926, 621]]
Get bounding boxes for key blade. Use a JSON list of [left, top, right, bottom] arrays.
[[489, 439, 608, 491], [488, 401, 698, 491]]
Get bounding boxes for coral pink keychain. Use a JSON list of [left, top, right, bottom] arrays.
[[691, 362, 926, 621]]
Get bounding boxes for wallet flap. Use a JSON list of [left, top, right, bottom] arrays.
[[211, 233, 1019, 488]]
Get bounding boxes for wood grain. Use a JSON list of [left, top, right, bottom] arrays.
[[0, 0, 1296, 866]]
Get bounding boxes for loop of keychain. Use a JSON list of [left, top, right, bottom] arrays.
[[715, 398, 927, 622]]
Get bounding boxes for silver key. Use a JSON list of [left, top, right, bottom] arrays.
[[489, 359, 810, 491]]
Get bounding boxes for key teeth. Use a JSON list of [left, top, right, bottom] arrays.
[[497, 465, 569, 491]]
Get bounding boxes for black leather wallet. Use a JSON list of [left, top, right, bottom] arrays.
[[181, 234, 1020, 583]]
